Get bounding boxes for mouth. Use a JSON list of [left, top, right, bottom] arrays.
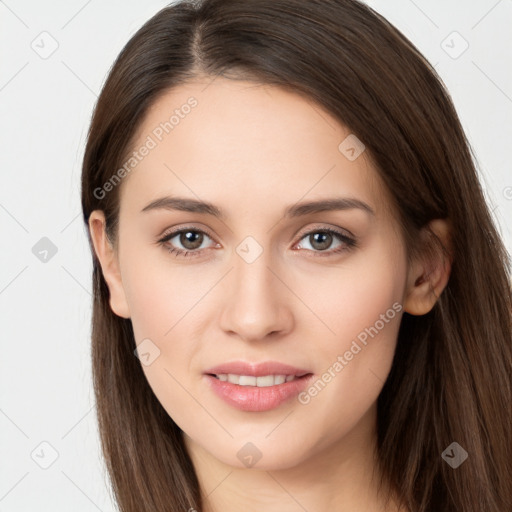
[[203, 361, 313, 412], [207, 373, 309, 386]]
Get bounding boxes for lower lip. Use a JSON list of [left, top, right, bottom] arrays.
[[204, 374, 313, 412]]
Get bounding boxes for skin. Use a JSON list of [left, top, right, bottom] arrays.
[[89, 77, 451, 512]]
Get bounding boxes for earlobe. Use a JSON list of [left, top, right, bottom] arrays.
[[88, 211, 131, 319], [403, 219, 452, 316]]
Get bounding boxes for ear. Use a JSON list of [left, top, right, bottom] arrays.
[[88, 210, 131, 319], [403, 219, 452, 316]]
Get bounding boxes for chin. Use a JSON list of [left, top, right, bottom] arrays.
[[204, 436, 315, 471]]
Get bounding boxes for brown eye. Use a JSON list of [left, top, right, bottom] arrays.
[[178, 230, 204, 250], [295, 227, 357, 257], [158, 227, 217, 258], [308, 232, 333, 251]]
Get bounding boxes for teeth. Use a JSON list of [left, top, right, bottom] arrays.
[[215, 374, 297, 387], [256, 375, 274, 387], [274, 375, 286, 385], [227, 374, 239, 384], [239, 375, 256, 386]]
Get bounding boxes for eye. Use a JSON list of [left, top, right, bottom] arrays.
[[157, 225, 357, 259], [158, 226, 218, 258], [293, 227, 357, 257]]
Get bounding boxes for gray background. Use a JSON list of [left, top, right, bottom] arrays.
[[1, 0, 511, 510]]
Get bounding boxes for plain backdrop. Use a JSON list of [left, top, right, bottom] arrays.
[[1, 1, 511, 510]]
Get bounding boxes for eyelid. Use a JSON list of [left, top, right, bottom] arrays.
[[293, 222, 355, 240], [159, 222, 355, 244], [157, 223, 357, 257], [158, 224, 218, 243]]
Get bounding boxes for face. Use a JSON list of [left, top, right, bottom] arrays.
[[95, 77, 410, 470]]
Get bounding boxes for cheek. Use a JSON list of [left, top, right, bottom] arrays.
[[293, 238, 406, 439], [121, 242, 209, 342], [297, 268, 402, 400], [119, 252, 203, 434], [294, 236, 406, 355], [119, 247, 216, 420]]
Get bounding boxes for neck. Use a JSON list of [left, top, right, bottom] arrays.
[[184, 404, 404, 512]]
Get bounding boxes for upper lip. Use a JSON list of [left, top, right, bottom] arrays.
[[204, 360, 311, 377]]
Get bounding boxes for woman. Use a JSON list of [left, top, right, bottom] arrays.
[[81, 0, 512, 510]]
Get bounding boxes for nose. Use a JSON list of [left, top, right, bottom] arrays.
[[218, 249, 294, 342]]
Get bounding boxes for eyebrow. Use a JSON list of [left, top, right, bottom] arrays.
[[140, 195, 375, 218]]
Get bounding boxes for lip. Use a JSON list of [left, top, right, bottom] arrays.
[[204, 360, 313, 412], [204, 360, 311, 377]]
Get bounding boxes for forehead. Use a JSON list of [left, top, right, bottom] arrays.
[[118, 77, 390, 219]]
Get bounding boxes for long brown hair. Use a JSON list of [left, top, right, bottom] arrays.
[[80, 1, 512, 510]]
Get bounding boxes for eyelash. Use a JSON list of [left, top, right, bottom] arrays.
[[157, 225, 357, 259]]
